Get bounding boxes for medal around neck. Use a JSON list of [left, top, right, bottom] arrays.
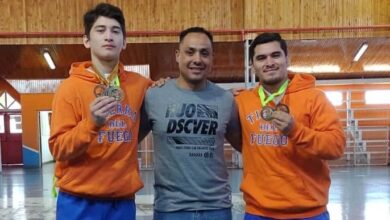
[[258, 80, 289, 121], [94, 84, 124, 101], [261, 106, 274, 121], [92, 63, 123, 101], [261, 104, 290, 121]]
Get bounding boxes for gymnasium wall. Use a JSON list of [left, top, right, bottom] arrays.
[[0, 0, 388, 44]]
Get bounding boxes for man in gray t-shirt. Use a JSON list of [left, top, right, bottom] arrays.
[[139, 27, 241, 220]]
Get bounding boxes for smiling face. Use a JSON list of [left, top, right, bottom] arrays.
[[83, 16, 126, 63], [175, 32, 213, 87], [252, 41, 289, 89]]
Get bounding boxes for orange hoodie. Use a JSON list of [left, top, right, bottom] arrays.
[[49, 61, 152, 198], [235, 74, 345, 219]]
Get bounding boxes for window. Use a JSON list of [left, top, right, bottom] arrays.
[[0, 93, 5, 109], [124, 65, 150, 78], [365, 90, 390, 104], [0, 91, 21, 110], [325, 91, 343, 106], [0, 115, 4, 133], [9, 114, 22, 133]]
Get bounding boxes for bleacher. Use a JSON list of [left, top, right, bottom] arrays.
[[329, 90, 390, 166]]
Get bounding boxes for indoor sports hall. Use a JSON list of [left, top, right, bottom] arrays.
[[0, 1, 389, 219]]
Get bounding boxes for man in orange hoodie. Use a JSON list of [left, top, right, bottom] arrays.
[[235, 33, 346, 220], [49, 3, 151, 220]]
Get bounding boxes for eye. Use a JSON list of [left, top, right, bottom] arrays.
[[271, 52, 282, 58], [186, 50, 194, 55], [255, 55, 266, 61], [112, 28, 122, 34], [200, 50, 210, 57]]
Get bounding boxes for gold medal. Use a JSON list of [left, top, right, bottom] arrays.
[[94, 84, 124, 101], [107, 86, 124, 101], [261, 106, 274, 121], [91, 63, 124, 101]]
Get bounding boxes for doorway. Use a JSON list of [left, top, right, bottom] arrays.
[[0, 91, 22, 165], [39, 111, 53, 164]]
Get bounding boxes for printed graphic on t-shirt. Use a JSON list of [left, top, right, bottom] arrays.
[[97, 103, 137, 144], [165, 103, 219, 159], [245, 109, 288, 147]]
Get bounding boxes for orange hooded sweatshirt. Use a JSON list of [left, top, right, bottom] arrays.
[[235, 74, 345, 219], [49, 61, 152, 199]]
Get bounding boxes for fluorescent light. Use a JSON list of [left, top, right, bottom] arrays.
[[43, 51, 56, 70], [353, 42, 368, 62], [363, 64, 390, 72], [312, 65, 340, 73], [288, 65, 340, 73]]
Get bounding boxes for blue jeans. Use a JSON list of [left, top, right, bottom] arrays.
[[244, 211, 329, 220], [56, 191, 136, 220], [154, 208, 232, 220]]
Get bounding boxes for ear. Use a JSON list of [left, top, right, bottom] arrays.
[[250, 65, 255, 73], [122, 38, 127, 50], [83, 35, 90, 49], [175, 49, 180, 63]]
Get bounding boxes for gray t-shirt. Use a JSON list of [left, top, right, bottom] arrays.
[[144, 79, 239, 212]]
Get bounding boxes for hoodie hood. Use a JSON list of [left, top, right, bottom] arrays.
[[285, 73, 315, 94], [69, 61, 126, 84]]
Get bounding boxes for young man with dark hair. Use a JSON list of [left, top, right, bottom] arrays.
[[49, 3, 151, 220], [235, 32, 346, 220], [139, 26, 241, 220]]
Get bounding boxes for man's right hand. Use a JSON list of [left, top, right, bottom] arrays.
[[90, 96, 118, 127], [229, 87, 245, 96]]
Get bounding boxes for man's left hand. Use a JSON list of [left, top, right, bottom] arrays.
[[271, 111, 295, 135]]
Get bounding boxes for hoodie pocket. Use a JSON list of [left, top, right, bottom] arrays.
[[241, 172, 318, 211]]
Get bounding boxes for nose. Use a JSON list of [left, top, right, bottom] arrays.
[[104, 31, 113, 42], [265, 56, 275, 67], [193, 53, 202, 65]]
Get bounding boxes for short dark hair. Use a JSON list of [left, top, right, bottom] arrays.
[[179, 27, 213, 45], [249, 33, 288, 62], [83, 3, 126, 38]]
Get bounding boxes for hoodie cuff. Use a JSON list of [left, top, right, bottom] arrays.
[[85, 118, 100, 134]]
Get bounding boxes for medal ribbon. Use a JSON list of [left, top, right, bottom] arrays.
[[258, 80, 289, 107], [92, 63, 120, 87]]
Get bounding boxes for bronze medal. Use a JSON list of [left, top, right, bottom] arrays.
[[275, 103, 290, 113], [261, 106, 274, 121], [94, 84, 108, 97]]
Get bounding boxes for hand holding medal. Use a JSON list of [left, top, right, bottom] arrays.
[[258, 80, 294, 134], [259, 80, 290, 121], [94, 84, 125, 102]]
